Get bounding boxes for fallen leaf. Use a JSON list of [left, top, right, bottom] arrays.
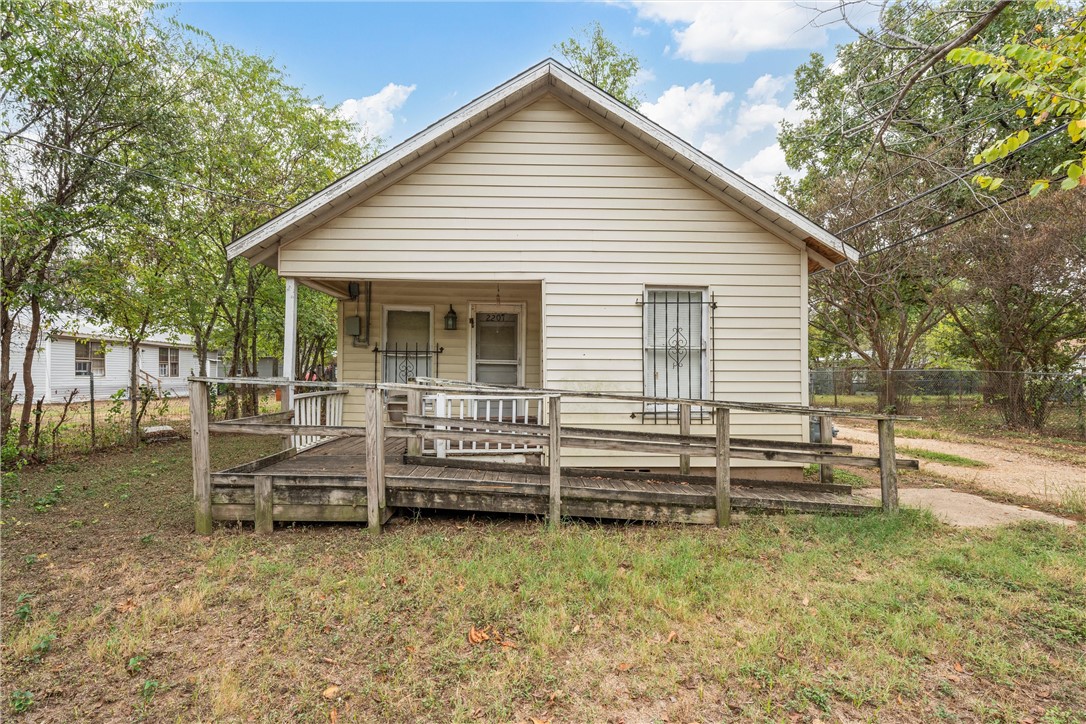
[[330, 707, 338, 723], [468, 625, 490, 645], [115, 598, 137, 614], [617, 662, 630, 672], [500, 640, 516, 648], [571, 624, 580, 634], [801, 596, 809, 607], [405, 645, 416, 654], [954, 662, 964, 673], [322, 685, 340, 700], [322, 657, 336, 665], [666, 630, 678, 643], [549, 690, 563, 702], [397, 575, 407, 586]]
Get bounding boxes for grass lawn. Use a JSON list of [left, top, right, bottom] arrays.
[[898, 447, 989, 469], [2, 437, 1084, 722]]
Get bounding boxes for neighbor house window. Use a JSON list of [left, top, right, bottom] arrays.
[[158, 347, 180, 377], [75, 340, 105, 377], [643, 288, 707, 404]]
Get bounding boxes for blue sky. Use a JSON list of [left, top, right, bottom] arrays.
[[173, 1, 864, 189]]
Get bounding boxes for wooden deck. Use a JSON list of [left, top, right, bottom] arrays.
[[210, 437, 878, 525]]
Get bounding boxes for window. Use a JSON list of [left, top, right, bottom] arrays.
[[158, 347, 180, 377], [75, 340, 105, 377], [643, 288, 707, 407], [382, 308, 433, 383]]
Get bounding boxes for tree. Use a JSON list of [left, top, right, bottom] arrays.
[[949, 0, 1086, 194], [779, 1, 1066, 410], [159, 42, 371, 391], [944, 191, 1086, 429], [0, 0, 188, 446], [556, 22, 643, 108], [73, 222, 178, 445]]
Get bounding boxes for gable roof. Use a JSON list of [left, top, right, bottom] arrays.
[[228, 58, 857, 270]]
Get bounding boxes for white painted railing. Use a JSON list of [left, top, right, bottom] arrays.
[[292, 389, 349, 450], [423, 393, 545, 457]]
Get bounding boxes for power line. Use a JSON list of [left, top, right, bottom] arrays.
[[859, 185, 1032, 259], [819, 102, 1030, 219], [838, 122, 1070, 236], [8, 134, 290, 210]]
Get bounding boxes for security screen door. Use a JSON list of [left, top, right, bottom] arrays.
[[471, 304, 523, 387]]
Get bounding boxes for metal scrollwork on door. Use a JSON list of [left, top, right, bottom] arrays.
[[398, 356, 416, 382], [667, 327, 689, 369]]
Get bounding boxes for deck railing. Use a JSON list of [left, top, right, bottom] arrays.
[[422, 392, 545, 457], [189, 376, 919, 535], [292, 389, 348, 450]]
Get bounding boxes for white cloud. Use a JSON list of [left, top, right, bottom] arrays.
[[631, 67, 657, 90], [640, 79, 733, 144], [334, 82, 416, 140], [705, 74, 808, 158], [746, 73, 788, 103], [632, 25, 650, 37], [735, 143, 800, 193], [631, 1, 827, 62]]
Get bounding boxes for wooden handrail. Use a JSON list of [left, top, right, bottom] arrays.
[[188, 375, 921, 421], [293, 389, 350, 401], [189, 375, 909, 535]]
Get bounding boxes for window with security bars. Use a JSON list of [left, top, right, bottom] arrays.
[[643, 288, 707, 418], [382, 309, 434, 383]]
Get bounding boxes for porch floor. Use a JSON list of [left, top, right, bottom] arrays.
[[210, 437, 878, 525]]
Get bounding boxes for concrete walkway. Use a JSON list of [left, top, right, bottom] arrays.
[[856, 487, 1076, 528]]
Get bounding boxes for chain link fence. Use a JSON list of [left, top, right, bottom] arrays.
[[810, 368, 1086, 439], [8, 382, 282, 460]]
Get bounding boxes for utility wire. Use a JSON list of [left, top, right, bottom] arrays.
[[819, 102, 1029, 218], [838, 122, 1069, 236], [8, 133, 290, 210], [859, 186, 1033, 259]]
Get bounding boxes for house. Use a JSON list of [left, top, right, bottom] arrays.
[[12, 315, 220, 403], [227, 59, 857, 476]]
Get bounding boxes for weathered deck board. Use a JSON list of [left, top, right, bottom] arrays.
[[209, 436, 878, 526]]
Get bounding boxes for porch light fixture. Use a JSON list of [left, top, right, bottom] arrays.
[[444, 305, 458, 331]]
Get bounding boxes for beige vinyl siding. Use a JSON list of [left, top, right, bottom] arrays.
[[336, 281, 542, 425], [282, 94, 808, 468]]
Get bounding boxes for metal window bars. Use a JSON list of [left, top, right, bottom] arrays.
[[373, 342, 443, 384], [639, 289, 717, 423]]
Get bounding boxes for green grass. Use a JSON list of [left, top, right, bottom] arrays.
[[2, 437, 1085, 721], [899, 446, 989, 468]]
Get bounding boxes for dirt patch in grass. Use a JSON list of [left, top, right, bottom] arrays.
[[838, 423, 1086, 518], [3, 437, 1085, 722]]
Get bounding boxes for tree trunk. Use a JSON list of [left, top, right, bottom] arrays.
[[1, 299, 16, 440], [129, 341, 140, 446], [17, 297, 41, 449]]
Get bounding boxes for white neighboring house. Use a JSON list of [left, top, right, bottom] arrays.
[[11, 315, 221, 404]]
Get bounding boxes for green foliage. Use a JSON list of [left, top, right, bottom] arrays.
[[127, 654, 147, 674], [9, 690, 33, 714], [556, 22, 643, 107], [14, 593, 33, 622], [140, 679, 160, 702], [949, 0, 1086, 192], [31, 484, 63, 513]]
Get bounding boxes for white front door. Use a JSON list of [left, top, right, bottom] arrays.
[[470, 304, 524, 387]]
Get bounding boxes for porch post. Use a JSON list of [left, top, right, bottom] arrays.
[[715, 407, 731, 527], [282, 277, 298, 410], [878, 417, 899, 513]]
